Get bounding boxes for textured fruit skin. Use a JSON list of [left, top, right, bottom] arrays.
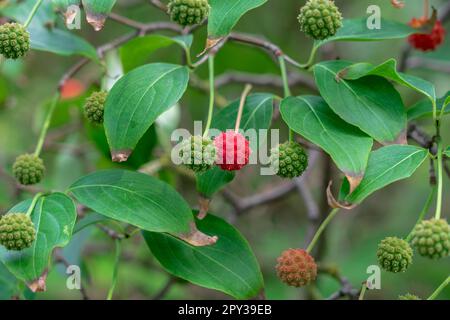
[[408, 18, 445, 51], [13, 154, 45, 185], [276, 249, 317, 287], [270, 141, 308, 179], [0, 213, 36, 251], [168, 0, 210, 26], [377, 237, 413, 273], [399, 293, 421, 300], [298, 0, 343, 40], [84, 91, 107, 124], [214, 131, 251, 171], [411, 219, 450, 259], [179, 135, 216, 173], [0, 23, 30, 59]]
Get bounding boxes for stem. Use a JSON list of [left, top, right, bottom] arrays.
[[306, 208, 340, 253], [34, 93, 60, 157], [234, 84, 253, 133], [107, 239, 121, 300], [406, 186, 436, 242], [358, 283, 368, 300], [435, 137, 443, 220], [299, 43, 319, 69], [203, 55, 215, 138], [427, 276, 449, 300], [26, 193, 43, 217], [23, 0, 44, 28], [424, 0, 430, 18], [279, 55, 295, 143]]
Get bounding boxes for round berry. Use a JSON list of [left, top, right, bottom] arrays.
[[276, 249, 317, 287], [408, 18, 445, 52], [399, 293, 421, 300], [0, 213, 36, 251], [167, 0, 210, 26], [13, 154, 45, 185], [0, 22, 30, 59], [377, 237, 413, 273], [179, 135, 216, 173], [411, 219, 450, 259], [298, 0, 343, 40], [270, 141, 308, 179], [84, 91, 107, 124], [214, 131, 251, 171]]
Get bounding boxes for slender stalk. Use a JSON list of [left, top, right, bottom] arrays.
[[279, 56, 295, 142], [299, 43, 319, 69], [203, 56, 215, 138], [306, 208, 340, 253], [25, 193, 43, 217], [424, 0, 430, 18], [234, 84, 253, 133], [406, 186, 436, 242], [107, 239, 121, 300], [34, 93, 60, 157], [435, 137, 443, 219], [427, 276, 449, 300], [24, 0, 44, 28], [358, 283, 368, 300]]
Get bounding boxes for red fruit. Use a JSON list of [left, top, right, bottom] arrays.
[[214, 131, 251, 171], [408, 17, 445, 51], [276, 249, 317, 287]]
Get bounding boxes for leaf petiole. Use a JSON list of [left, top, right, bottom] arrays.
[[25, 193, 43, 217], [24, 0, 44, 28]]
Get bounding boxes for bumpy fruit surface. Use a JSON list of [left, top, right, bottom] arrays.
[[214, 131, 251, 171], [270, 141, 308, 179], [0, 213, 35, 251], [399, 293, 421, 300], [411, 219, 450, 259], [298, 0, 343, 40], [84, 91, 107, 124], [179, 135, 216, 173], [0, 22, 30, 59], [276, 249, 317, 287], [168, 0, 210, 26], [377, 237, 413, 273], [408, 18, 445, 51], [13, 154, 45, 185]]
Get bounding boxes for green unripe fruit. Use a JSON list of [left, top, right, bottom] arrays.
[[298, 0, 343, 40], [377, 237, 413, 273], [270, 141, 308, 179], [84, 91, 107, 124], [13, 154, 45, 185], [168, 0, 210, 26], [0, 22, 30, 59], [179, 135, 216, 173], [0, 213, 36, 251], [411, 219, 450, 259], [399, 293, 421, 300]]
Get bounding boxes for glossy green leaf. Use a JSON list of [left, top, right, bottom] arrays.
[[314, 60, 407, 144], [338, 59, 436, 103], [82, 0, 117, 31], [104, 63, 189, 161], [120, 35, 193, 72], [143, 214, 264, 299], [208, 0, 268, 38], [345, 145, 428, 204], [68, 170, 193, 234], [0, 193, 77, 287], [407, 92, 450, 120], [444, 147, 450, 158], [0, 262, 18, 299], [196, 168, 235, 198], [280, 95, 373, 188]]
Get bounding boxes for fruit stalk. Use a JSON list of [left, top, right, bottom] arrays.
[[24, 0, 44, 28], [203, 55, 215, 138], [234, 84, 253, 133], [306, 208, 340, 253], [34, 93, 60, 157]]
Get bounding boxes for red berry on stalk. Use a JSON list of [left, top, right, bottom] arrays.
[[408, 17, 445, 51], [214, 131, 251, 171], [276, 249, 317, 287]]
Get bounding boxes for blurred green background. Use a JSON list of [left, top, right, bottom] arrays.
[[0, 0, 449, 300]]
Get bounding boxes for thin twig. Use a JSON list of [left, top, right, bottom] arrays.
[[153, 277, 176, 300]]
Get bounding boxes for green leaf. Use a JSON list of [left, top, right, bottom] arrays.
[[345, 145, 428, 204], [0, 193, 77, 288], [196, 168, 235, 198], [407, 92, 450, 120], [338, 59, 436, 103], [143, 214, 264, 299], [280, 95, 373, 190], [314, 60, 407, 144], [208, 0, 268, 38], [81, 0, 117, 31], [0, 262, 18, 299], [444, 147, 450, 158], [104, 63, 189, 161], [68, 170, 193, 234], [120, 35, 193, 72]]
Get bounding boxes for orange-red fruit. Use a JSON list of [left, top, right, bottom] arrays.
[[408, 18, 445, 51], [276, 248, 317, 287], [214, 131, 251, 171]]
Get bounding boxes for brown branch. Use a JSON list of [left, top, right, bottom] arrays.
[[97, 224, 129, 240], [149, 0, 167, 12], [108, 12, 147, 30], [54, 249, 90, 300], [152, 277, 176, 300], [319, 265, 359, 300]]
